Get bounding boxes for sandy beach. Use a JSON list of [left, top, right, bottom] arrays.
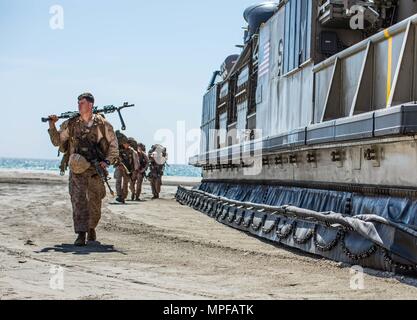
[[1, 170, 417, 300]]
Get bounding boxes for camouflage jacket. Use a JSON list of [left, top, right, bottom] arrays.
[[48, 114, 119, 165]]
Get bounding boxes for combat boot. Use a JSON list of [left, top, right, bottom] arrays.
[[74, 232, 86, 247], [116, 196, 125, 204], [88, 229, 97, 242]]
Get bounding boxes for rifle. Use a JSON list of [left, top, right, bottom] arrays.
[[88, 143, 115, 197], [91, 159, 115, 197], [41, 102, 135, 131]]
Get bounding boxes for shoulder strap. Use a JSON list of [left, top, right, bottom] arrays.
[[96, 114, 108, 142], [67, 117, 78, 140], [66, 117, 79, 149]]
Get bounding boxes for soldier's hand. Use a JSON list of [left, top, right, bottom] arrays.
[[48, 115, 59, 124], [48, 115, 59, 128], [99, 161, 109, 170]]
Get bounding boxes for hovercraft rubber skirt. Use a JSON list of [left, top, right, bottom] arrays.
[[176, 182, 417, 275]]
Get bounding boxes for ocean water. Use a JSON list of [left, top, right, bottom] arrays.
[[0, 158, 202, 178]]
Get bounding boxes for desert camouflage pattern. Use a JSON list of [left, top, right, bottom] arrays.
[[114, 167, 130, 200], [115, 147, 139, 200], [48, 114, 118, 234], [149, 176, 162, 198], [130, 150, 149, 199], [69, 167, 105, 233]]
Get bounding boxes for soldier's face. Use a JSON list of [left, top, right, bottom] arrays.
[[78, 98, 93, 115]]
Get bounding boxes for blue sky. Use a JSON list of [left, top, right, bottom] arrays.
[[0, 0, 256, 163]]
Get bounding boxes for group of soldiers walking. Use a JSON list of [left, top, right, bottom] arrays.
[[114, 132, 167, 203], [46, 92, 167, 246]]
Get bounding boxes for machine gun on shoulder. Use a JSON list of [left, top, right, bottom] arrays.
[[42, 102, 135, 130]]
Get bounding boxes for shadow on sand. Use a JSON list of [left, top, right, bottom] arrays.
[[108, 201, 149, 206], [37, 242, 127, 256]]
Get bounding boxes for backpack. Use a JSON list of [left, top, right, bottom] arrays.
[[149, 144, 168, 167], [138, 151, 148, 170], [128, 137, 138, 151]]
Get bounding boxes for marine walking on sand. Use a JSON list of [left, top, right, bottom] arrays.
[[46, 93, 119, 246]]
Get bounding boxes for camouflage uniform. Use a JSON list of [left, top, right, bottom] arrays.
[[69, 167, 105, 233], [48, 114, 118, 233], [114, 167, 129, 201], [149, 172, 162, 198], [148, 145, 167, 199], [115, 147, 139, 201], [131, 150, 149, 199], [148, 161, 163, 199]]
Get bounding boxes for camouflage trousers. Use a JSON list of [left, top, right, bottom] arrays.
[[149, 176, 162, 198], [130, 172, 145, 199], [69, 168, 106, 234], [114, 167, 130, 200]]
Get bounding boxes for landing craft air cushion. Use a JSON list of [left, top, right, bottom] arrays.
[[177, 0, 417, 274]]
